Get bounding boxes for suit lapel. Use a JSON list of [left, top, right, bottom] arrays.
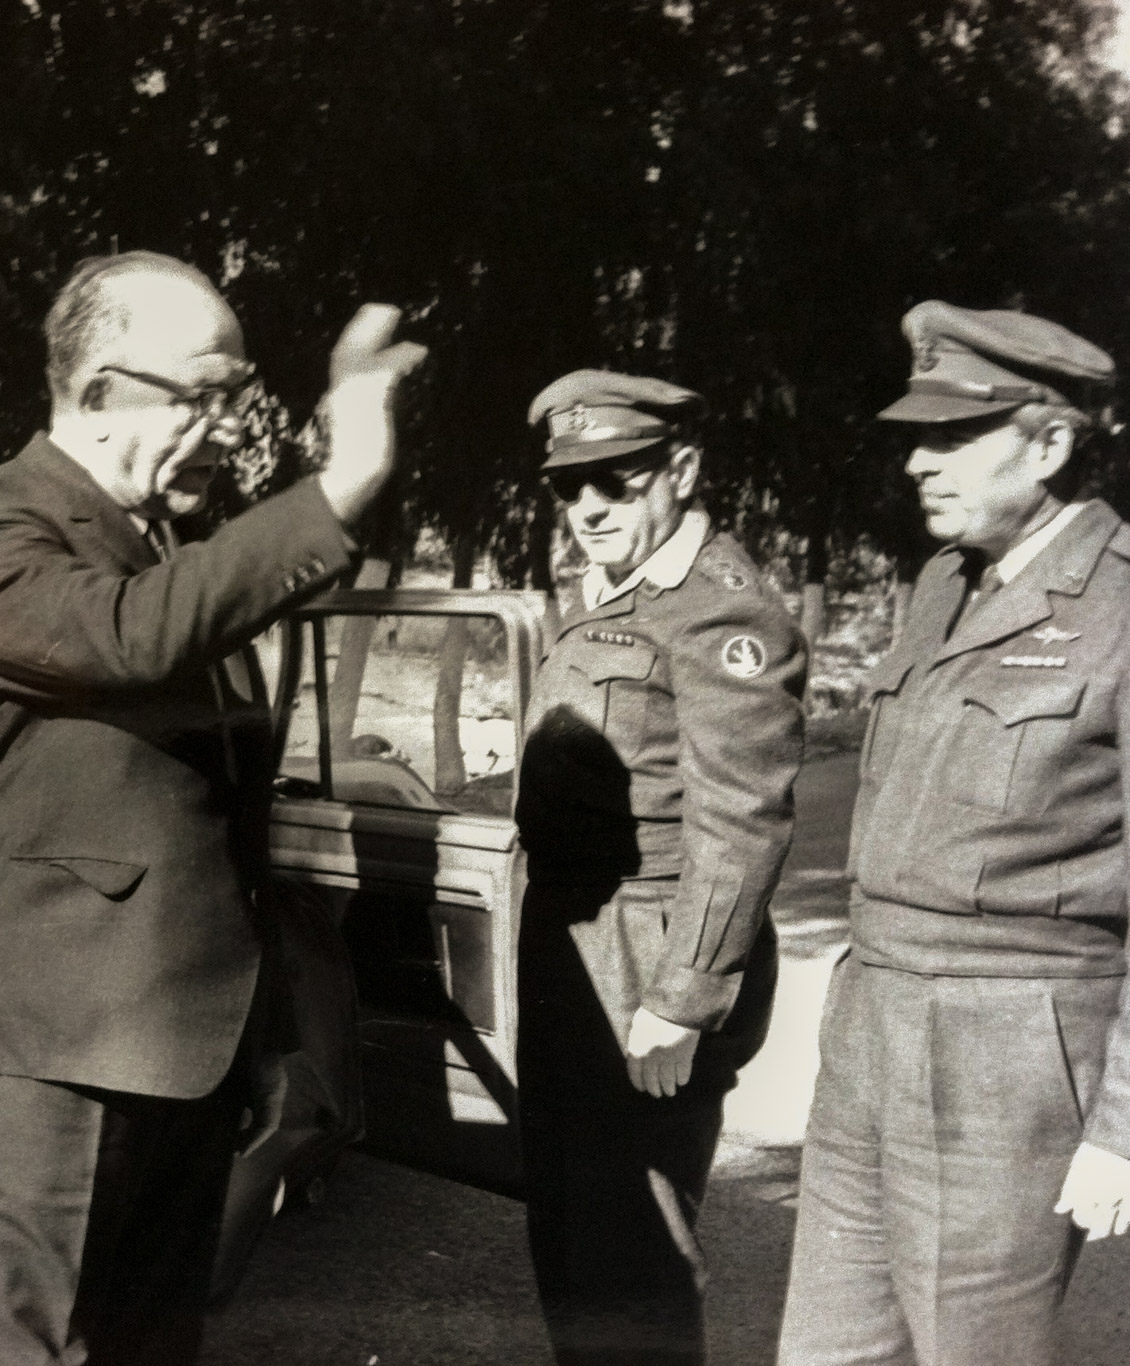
[[25, 434, 157, 573]]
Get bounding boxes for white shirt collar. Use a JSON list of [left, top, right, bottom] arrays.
[[994, 502, 1085, 584], [582, 505, 710, 609]]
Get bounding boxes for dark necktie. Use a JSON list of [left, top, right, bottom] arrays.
[[950, 558, 1003, 635], [144, 520, 240, 785]]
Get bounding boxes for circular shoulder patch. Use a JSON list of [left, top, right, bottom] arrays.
[[721, 634, 767, 679]]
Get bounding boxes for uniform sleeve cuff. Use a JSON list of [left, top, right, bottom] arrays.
[[642, 966, 742, 1033]]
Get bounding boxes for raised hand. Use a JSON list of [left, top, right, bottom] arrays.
[[318, 304, 428, 524]]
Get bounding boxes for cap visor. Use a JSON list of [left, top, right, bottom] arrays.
[[541, 435, 668, 469], [877, 393, 1022, 424]]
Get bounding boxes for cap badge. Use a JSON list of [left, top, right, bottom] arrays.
[[912, 335, 939, 373], [567, 403, 594, 432], [721, 634, 767, 679]]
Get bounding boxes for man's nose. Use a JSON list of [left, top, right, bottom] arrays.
[[905, 444, 942, 479], [205, 411, 247, 450], [575, 485, 610, 523]]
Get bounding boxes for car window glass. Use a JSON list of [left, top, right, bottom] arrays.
[[279, 613, 515, 817]]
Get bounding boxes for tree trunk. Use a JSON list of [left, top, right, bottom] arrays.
[[799, 535, 829, 647], [329, 558, 393, 753], [528, 491, 556, 595], [433, 533, 476, 796], [891, 573, 914, 647]]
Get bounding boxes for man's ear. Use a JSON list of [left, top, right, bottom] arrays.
[[1030, 420, 1075, 481], [80, 374, 109, 412], [668, 443, 701, 500], [79, 375, 113, 441]]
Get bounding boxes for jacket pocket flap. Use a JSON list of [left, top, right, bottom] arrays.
[[10, 855, 147, 898], [962, 677, 1086, 727], [864, 654, 915, 702], [573, 644, 658, 684]]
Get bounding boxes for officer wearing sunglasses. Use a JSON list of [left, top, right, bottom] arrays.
[[515, 369, 808, 1364]]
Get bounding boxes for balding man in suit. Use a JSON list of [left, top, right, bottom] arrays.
[[0, 250, 424, 1366]]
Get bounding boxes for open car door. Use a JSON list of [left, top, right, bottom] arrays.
[[211, 586, 546, 1300], [265, 586, 547, 1195]]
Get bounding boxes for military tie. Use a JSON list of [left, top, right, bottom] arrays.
[[950, 557, 1003, 635]]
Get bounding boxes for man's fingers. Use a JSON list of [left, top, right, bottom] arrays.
[[372, 338, 430, 383], [627, 1054, 646, 1093], [329, 304, 403, 385], [328, 306, 429, 391]]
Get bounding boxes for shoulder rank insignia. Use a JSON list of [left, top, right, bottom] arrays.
[[699, 552, 750, 592], [1030, 625, 1080, 645], [722, 634, 767, 679]]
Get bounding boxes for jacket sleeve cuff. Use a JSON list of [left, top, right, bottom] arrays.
[[642, 966, 742, 1033]]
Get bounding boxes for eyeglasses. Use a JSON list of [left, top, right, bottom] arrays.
[[543, 460, 666, 504], [98, 363, 257, 426]]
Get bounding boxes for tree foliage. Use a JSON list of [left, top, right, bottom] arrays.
[[2, 0, 1129, 586]]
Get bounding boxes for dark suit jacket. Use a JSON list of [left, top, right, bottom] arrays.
[[0, 434, 355, 1098]]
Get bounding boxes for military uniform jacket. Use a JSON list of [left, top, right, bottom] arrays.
[[849, 498, 1130, 1155], [517, 526, 806, 1034], [0, 435, 355, 1098]]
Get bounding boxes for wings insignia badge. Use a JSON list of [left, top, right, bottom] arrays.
[[1030, 626, 1080, 645]]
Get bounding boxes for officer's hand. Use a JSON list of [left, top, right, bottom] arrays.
[[625, 1007, 701, 1099], [236, 1052, 289, 1157], [1054, 1140, 1130, 1239], [318, 304, 428, 525]]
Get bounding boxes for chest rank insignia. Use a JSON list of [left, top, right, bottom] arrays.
[[1000, 655, 1067, 668], [722, 634, 767, 679], [1030, 625, 1080, 645], [585, 629, 635, 646]]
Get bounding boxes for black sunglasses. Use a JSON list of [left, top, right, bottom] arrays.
[[543, 459, 667, 504]]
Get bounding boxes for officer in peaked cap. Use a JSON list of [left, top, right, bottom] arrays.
[[532, 369, 706, 467], [779, 304, 1130, 1366], [515, 369, 807, 1364]]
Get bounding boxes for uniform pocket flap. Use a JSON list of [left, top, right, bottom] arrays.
[[864, 653, 915, 702], [573, 643, 658, 684], [962, 677, 1086, 727], [10, 854, 147, 898]]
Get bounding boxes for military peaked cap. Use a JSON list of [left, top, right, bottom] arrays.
[[528, 369, 705, 468], [879, 300, 1115, 424]]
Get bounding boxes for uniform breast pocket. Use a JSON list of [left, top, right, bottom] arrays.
[[572, 644, 659, 766], [947, 676, 1086, 812], [860, 655, 915, 775]]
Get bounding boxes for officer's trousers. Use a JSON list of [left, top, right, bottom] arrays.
[[518, 879, 730, 1366], [777, 955, 1122, 1366], [0, 1071, 243, 1366]]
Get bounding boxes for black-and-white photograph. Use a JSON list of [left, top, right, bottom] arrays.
[[4, 3, 1130, 1363]]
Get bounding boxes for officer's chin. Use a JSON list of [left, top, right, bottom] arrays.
[[578, 534, 630, 568]]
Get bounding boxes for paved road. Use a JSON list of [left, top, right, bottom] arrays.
[[200, 753, 1130, 1363], [200, 1146, 1130, 1366]]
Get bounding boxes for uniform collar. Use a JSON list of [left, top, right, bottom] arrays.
[[928, 499, 1122, 666], [581, 505, 710, 610], [994, 502, 1084, 584]]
